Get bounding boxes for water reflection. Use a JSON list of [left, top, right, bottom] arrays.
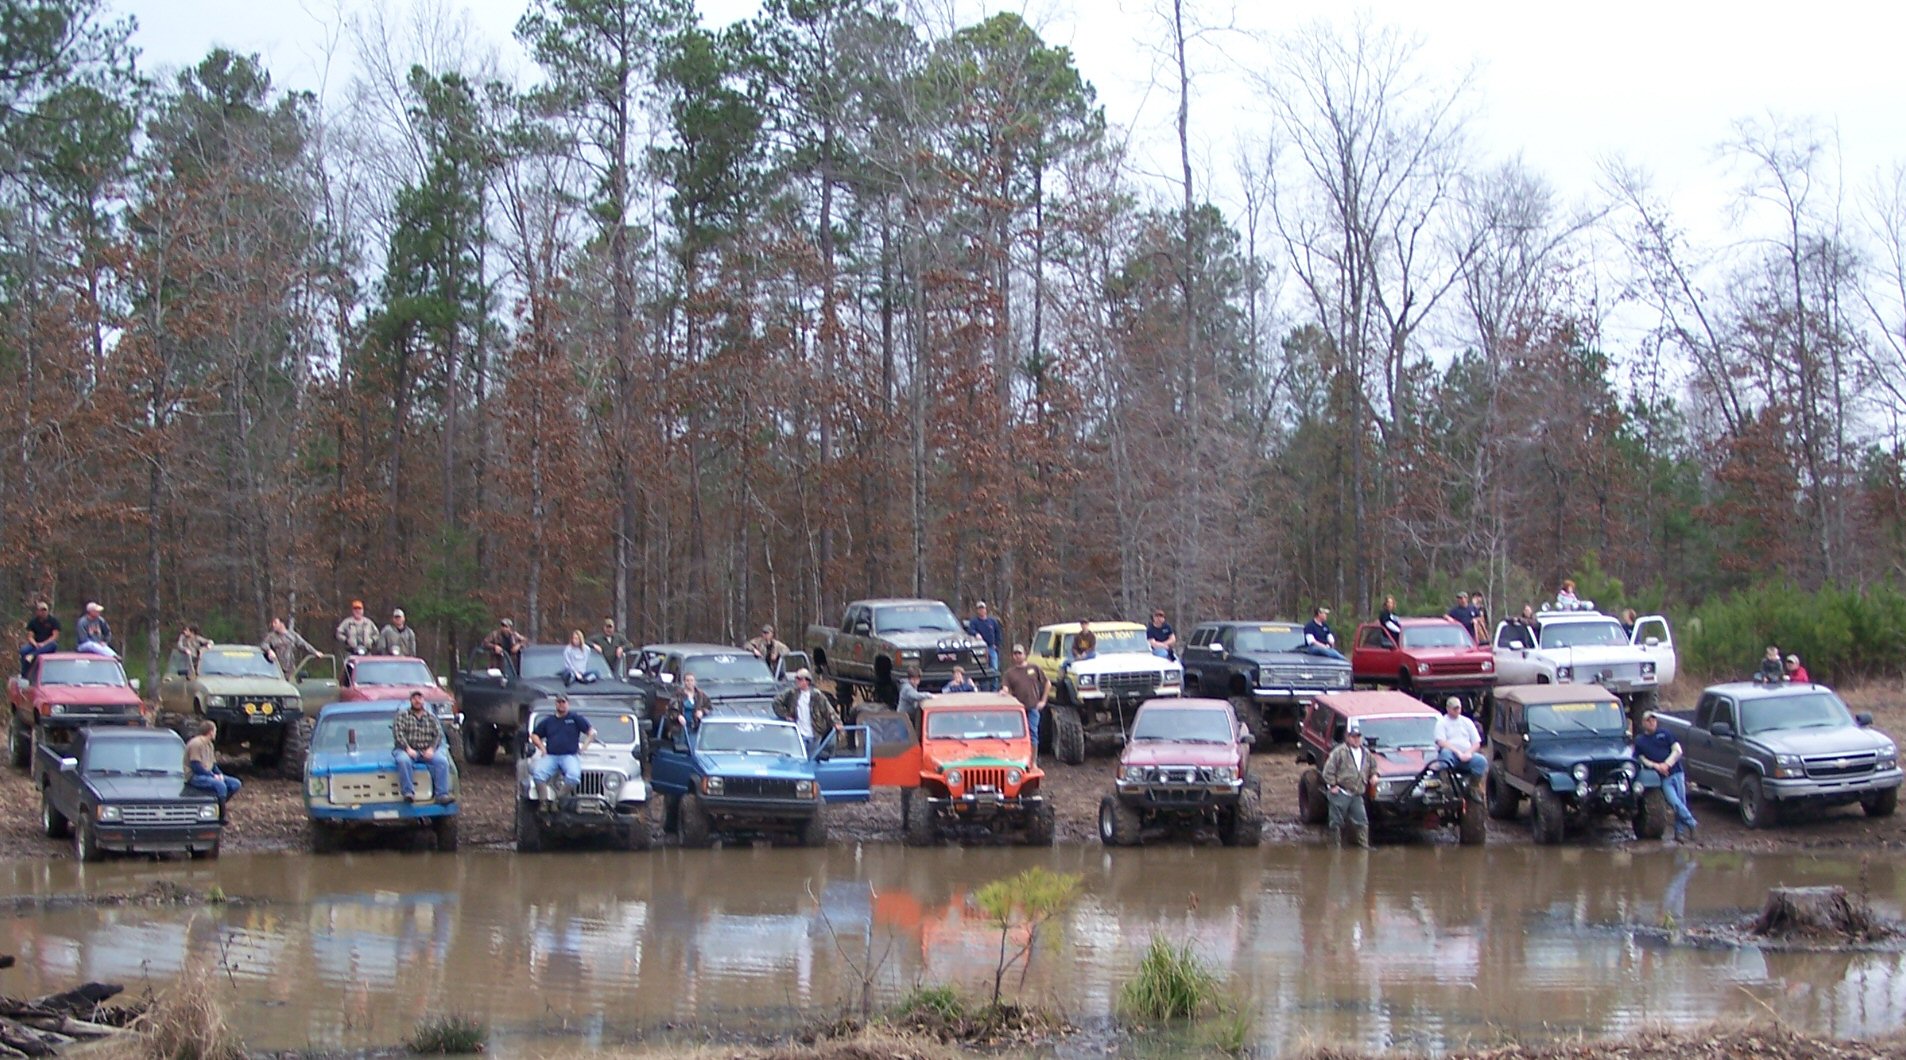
[[0, 846, 1902, 1056]]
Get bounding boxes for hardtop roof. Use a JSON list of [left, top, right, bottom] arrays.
[[1313, 690, 1439, 717], [922, 692, 1025, 712], [1494, 683, 1620, 705], [638, 642, 758, 656], [1035, 621, 1145, 635], [1706, 680, 1837, 699]]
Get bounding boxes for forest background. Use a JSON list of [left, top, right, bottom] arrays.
[[5, 0, 1906, 685]]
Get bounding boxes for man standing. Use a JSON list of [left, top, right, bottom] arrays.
[[1433, 695, 1487, 790], [1322, 721, 1377, 848], [336, 601, 378, 657], [1145, 609, 1177, 659], [1444, 592, 1473, 632], [772, 668, 840, 744], [1636, 710, 1698, 843], [176, 624, 213, 663], [20, 600, 59, 674], [379, 609, 417, 657], [895, 666, 932, 725], [589, 619, 633, 675], [262, 618, 319, 681], [966, 602, 1004, 678], [744, 624, 790, 670], [184, 721, 241, 805], [391, 691, 454, 803], [482, 618, 527, 661], [528, 693, 594, 805], [1001, 645, 1049, 756], [75, 603, 113, 656], [1301, 607, 1345, 660]]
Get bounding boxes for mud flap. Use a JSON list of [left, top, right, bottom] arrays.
[[859, 709, 922, 789]]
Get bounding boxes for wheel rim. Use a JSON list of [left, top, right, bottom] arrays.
[[1099, 802, 1114, 841]]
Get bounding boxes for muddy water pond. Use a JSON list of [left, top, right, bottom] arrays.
[[3, 846, 1904, 1056]]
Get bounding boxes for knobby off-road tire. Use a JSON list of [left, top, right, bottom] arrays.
[[309, 819, 340, 854], [1486, 767, 1521, 821], [1052, 706, 1086, 766], [1864, 787, 1900, 818], [463, 722, 499, 767], [799, 805, 828, 848], [620, 812, 653, 850], [76, 816, 103, 863], [433, 814, 460, 852], [1025, 799, 1056, 847], [41, 786, 69, 838], [1098, 795, 1141, 847], [902, 789, 937, 847], [515, 797, 544, 853], [1297, 768, 1328, 826], [1458, 795, 1487, 846], [678, 793, 714, 848], [277, 718, 310, 780], [1224, 787, 1263, 847], [1229, 696, 1265, 749], [1530, 787, 1565, 845], [1635, 788, 1669, 840]]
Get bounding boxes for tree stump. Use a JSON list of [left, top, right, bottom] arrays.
[[1749, 886, 1893, 942]]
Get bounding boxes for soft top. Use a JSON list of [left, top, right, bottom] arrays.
[[1494, 683, 1620, 705], [1313, 690, 1438, 718]]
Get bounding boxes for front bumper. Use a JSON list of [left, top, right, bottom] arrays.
[[1114, 780, 1240, 813], [1404, 673, 1496, 692], [205, 704, 304, 729], [701, 794, 819, 822], [1251, 687, 1339, 706], [307, 801, 457, 825], [1770, 769, 1905, 801], [925, 792, 1045, 820], [93, 824, 223, 853]]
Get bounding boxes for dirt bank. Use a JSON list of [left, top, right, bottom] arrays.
[[3, 684, 1902, 860]]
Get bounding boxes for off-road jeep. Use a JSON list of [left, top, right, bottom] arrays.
[[514, 701, 651, 852], [1294, 691, 1486, 845], [1098, 697, 1260, 846], [902, 693, 1052, 846], [1027, 622, 1182, 764], [1484, 683, 1666, 844]]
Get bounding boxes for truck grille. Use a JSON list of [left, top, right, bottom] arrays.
[[1579, 663, 1641, 684], [1259, 665, 1340, 688], [1098, 672, 1160, 698], [329, 771, 437, 805], [961, 767, 1010, 792], [1805, 753, 1879, 779], [576, 771, 616, 797], [117, 803, 203, 825], [725, 777, 798, 799], [1427, 661, 1487, 676]]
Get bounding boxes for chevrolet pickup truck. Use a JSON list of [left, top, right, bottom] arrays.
[[1654, 681, 1901, 828], [1351, 617, 1495, 707], [1180, 620, 1352, 745], [8, 653, 145, 768], [1491, 609, 1675, 724], [808, 599, 994, 708], [35, 726, 223, 861]]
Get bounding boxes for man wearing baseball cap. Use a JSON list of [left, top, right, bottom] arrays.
[[378, 608, 416, 657], [773, 667, 840, 746], [528, 692, 594, 806], [75, 602, 114, 657], [482, 617, 527, 660], [1322, 719, 1376, 848], [336, 600, 377, 656]]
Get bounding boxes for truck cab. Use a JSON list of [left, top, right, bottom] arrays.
[[628, 644, 781, 723], [1179, 621, 1351, 745], [1351, 617, 1496, 707], [454, 643, 647, 765], [8, 653, 145, 769], [808, 599, 993, 708]]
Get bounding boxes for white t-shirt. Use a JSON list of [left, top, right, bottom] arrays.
[[1435, 714, 1481, 753], [795, 689, 813, 733]]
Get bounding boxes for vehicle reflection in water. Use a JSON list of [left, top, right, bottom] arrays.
[[0, 846, 1903, 1056]]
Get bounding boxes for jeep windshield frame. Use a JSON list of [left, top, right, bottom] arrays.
[[924, 709, 1026, 741], [871, 603, 963, 635], [1525, 700, 1628, 738]]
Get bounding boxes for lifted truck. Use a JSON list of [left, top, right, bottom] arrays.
[[1099, 697, 1259, 847], [35, 726, 223, 861], [808, 599, 994, 708], [1294, 691, 1486, 845], [157, 644, 306, 777], [1180, 621, 1351, 745], [1026, 622, 1182, 765], [453, 643, 647, 765], [8, 653, 145, 769], [1491, 608, 1675, 726], [303, 700, 460, 853], [1350, 617, 1495, 709], [898, 693, 1052, 846], [1484, 684, 1665, 844]]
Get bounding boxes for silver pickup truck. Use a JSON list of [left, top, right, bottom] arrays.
[[1654, 681, 1901, 828]]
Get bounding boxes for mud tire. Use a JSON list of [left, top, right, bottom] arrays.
[[277, 717, 310, 780], [1224, 787, 1263, 847], [1025, 799, 1055, 847], [799, 805, 828, 848], [1864, 787, 1899, 818], [1297, 768, 1328, 826], [309, 819, 340, 854], [620, 813, 652, 851], [1230, 696, 1265, 749], [515, 796, 544, 853], [1636, 788, 1669, 840], [76, 816, 102, 863], [41, 786, 68, 838], [8, 713, 29, 769], [1098, 795, 1141, 847], [902, 788, 937, 847], [1486, 767, 1521, 821], [678, 793, 713, 848], [1052, 705, 1086, 765], [463, 722, 498, 766], [1739, 774, 1778, 830], [1531, 787, 1566, 845], [1459, 795, 1487, 846]]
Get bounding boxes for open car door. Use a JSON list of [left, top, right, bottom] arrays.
[[813, 724, 874, 803], [1632, 615, 1676, 685], [296, 653, 340, 710], [854, 708, 922, 789]]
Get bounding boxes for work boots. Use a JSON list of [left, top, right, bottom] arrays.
[[1351, 824, 1371, 850]]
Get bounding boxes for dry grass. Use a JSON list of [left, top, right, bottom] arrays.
[[124, 980, 245, 1060], [1287, 1021, 1906, 1059]]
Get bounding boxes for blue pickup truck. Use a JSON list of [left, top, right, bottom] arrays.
[[649, 716, 871, 847], [303, 700, 460, 853]]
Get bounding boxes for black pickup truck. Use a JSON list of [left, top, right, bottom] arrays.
[[628, 643, 782, 723], [1180, 621, 1352, 745], [454, 644, 649, 765], [34, 727, 223, 860]]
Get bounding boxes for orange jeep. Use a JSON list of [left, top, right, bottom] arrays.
[[888, 693, 1053, 846]]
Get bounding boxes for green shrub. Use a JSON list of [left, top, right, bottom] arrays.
[[407, 1013, 487, 1055], [1119, 937, 1222, 1021], [892, 985, 967, 1026], [1680, 583, 1906, 684]]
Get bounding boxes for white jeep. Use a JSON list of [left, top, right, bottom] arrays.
[[514, 703, 651, 851], [1491, 605, 1676, 719]]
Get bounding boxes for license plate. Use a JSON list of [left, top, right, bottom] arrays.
[[937, 652, 957, 662], [248, 715, 269, 724], [372, 809, 399, 820]]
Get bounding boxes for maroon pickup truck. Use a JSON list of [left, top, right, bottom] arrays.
[[1351, 618, 1496, 708], [8, 653, 145, 768]]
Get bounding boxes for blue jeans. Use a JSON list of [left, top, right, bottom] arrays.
[[1437, 748, 1487, 779], [1302, 644, 1346, 661], [188, 773, 241, 802], [530, 753, 582, 787], [393, 749, 451, 798], [19, 642, 53, 674], [1661, 770, 1696, 831], [1027, 707, 1042, 754]]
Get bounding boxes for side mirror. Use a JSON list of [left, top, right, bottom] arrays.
[[58, 757, 77, 772], [436, 676, 448, 689], [1710, 722, 1735, 738], [485, 668, 503, 678], [130, 678, 142, 692], [1857, 712, 1874, 728], [659, 673, 675, 685], [1645, 636, 1661, 647], [853, 622, 870, 635], [1238, 733, 1253, 744]]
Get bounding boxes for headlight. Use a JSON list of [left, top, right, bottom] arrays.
[[1774, 754, 1804, 779], [1880, 744, 1898, 768], [49, 704, 65, 715], [703, 776, 725, 795], [197, 804, 220, 820], [207, 696, 228, 708], [1120, 765, 1144, 782], [1078, 674, 1097, 689], [1006, 769, 1023, 787], [945, 769, 963, 789], [603, 775, 622, 797], [1209, 766, 1235, 783], [1417, 662, 1430, 675], [1555, 667, 1573, 682], [899, 650, 920, 661], [96, 805, 121, 822], [1336, 671, 1352, 687], [306, 776, 325, 798], [1640, 661, 1657, 677], [794, 780, 815, 799], [1571, 764, 1589, 782], [1159, 671, 1181, 686], [1619, 761, 1637, 779], [1480, 660, 1493, 672]]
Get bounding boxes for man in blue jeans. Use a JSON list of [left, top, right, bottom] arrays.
[[391, 691, 454, 803], [529, 692, 595, 806], [1301, 606, 1345, 660], [1433, 695, 1487, 792], [967, 601, 1003, 685], [1636, 710, 1698, 842]]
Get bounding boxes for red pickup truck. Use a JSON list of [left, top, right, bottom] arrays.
[[7, 653, 145, 768], [1350, 618, 1496, 707]]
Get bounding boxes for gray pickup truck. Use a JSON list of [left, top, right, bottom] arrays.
[[1654, 681, 1902, 828]]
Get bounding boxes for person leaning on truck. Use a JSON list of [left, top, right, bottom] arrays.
[[895, 666, 932, 724], [185, 721, 241, 805], [772, 668, 840, 744], [1433, 696, 1488, 787], [1322, 720, 1377, 848], [392, 691, 454, 804], [336, 600, 378, 656], [1002, 645, 1049, 755], [744, 624, 790, 670], [590, 619, 633, 674], [19, 599, 60, 674], [262, 618, 318, 681], [1635, 711, 1697, 843]]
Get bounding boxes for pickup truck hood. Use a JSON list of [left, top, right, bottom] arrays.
[[1523, 645, 1644, 669], [702, 680, 779, 703], [520, 676, 644, 697], [1068, 653, 1182, 678], [345, 684, 453, 704], [1235, 650, 1349, 673], [1752, 727, 1896, 756], [90, 775, 207, 802], [1120, 741, 1238, 769], [1402, 647, 1491, 663], [1368, 747, 1436, 777], [30, 685, 142, 707], [698, 752, 813, 778], [196, 675, 300, 698], [925, 739, 1030, 770], [883, 631, 986, 653], [1528, 736, 1634, 770], [308, 750, 407, 776]]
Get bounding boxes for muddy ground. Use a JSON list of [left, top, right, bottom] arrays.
[[2, 683, 1902, 859]]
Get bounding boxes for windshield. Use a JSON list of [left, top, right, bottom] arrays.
[[1232, 627, 1305, 653], [534, 710, 639, 744], [1527, 700, 1628, 737], [520, 647, 613, 681], [1740, 692, 1855, 736], [36, 658, 129, 687], [312, 718, 385, 754], [199, 648, 281, 679], [684, 653, 774, 684], [85, 738, 185, 775], [1069, 629, 1148, 655], [1131, 708, 1232, 743], [697, 721, 806, 757], [873, 603, 963, 634], [353, 660, 435, 686], [1357, 716, 1439, 749], [1539, 621, 1628, 649], [924, 709, 1027, 740], [1401, 625, 1474, 649]]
